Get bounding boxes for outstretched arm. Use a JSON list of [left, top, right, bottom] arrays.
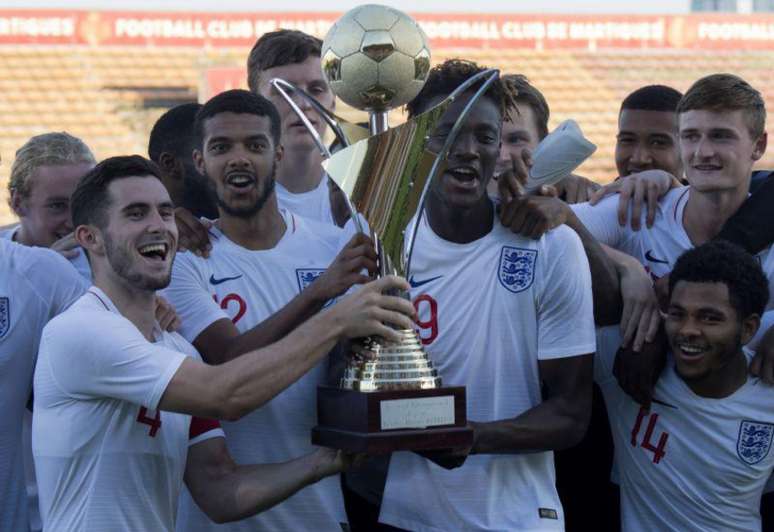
[[194, 233, 377, 364], [185, 437, 349, 523], [159, 276, 416, 420]]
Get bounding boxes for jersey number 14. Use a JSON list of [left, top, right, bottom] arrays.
[[631, 407, 669, 464]]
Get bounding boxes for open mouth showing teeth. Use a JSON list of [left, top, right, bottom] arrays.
[[678, 344, 706, 356], [138, 243, 168, 261], [226, 174, 255, 189], [448, 167, 478, 182]]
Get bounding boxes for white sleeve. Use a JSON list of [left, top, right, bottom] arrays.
[[570, 197, 628, 248], [40, 310, 187, 410], [25, 248, 87, 318], [162, 252, 229, 343], [535, 226, 596, 359]]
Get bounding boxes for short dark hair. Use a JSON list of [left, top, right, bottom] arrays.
[[406, 59, 516, 119], [71, 155, 163, 229], [502, 74, 550, 140], [148, 102, 202, 163], [194, 89, 282, 147], [620, 85, 683, 114], [669, 240, 769, 319], [247, 29, 322, 93], [677, 74, 766, 139]]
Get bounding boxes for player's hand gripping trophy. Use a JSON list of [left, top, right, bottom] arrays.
[[273, 4, 499, 452]]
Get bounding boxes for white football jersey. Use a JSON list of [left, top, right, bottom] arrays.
[[0, 224, 92, 280], [379, 214, 596, 532], [164, 210, 349, 532], [596, 326, 774, 532], [33, 287, 222, 532], [276, 173, 337, 225], [0, 241, 86, 532], [571, 187, 774, 309]]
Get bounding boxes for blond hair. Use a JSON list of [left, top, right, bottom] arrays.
[[8, 132, 95, 205]]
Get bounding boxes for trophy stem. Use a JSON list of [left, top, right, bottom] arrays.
[[369, 110, 390, 135]]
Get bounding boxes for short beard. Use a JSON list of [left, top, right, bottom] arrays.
[[208, 163, 277, 219], [104, 231, 170, 291]]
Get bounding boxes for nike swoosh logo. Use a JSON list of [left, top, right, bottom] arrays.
[[409, 275, 442, 288], [644, 250, 669, 265], [209, 274, 243, 285]]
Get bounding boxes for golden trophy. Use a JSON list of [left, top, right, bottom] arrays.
[[276, 4, 499, 452]]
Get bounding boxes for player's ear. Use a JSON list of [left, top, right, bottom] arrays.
[[752, 131, 767, 161], [275, 143, 284, 163], [192, 148, 205, 176], [740, 313, 761, 346], [75, 224, 105, 257], [158, 152, 180, 179], [9, 189, 28, 217]]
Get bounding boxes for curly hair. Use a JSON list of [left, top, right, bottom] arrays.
[[406, 59, 517, 119], [8, 132, 95, 208], [668, 240, 769, 319]]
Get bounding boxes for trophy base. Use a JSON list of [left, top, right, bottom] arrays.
[[312, 386, 472, 453]]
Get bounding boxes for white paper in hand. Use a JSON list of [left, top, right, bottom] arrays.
[[526, 120, 596, 193]]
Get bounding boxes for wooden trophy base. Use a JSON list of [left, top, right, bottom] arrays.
[[312, 386, 472, 454]]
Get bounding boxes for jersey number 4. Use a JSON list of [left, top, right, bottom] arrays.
[[631, 407, 669, 464], [137, 407, 162, 437]]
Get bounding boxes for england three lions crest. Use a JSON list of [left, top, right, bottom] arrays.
[[0, 297, 9, 338], [296, 269, 334, 307], [737, 420, 774, 465], [498, 247, 537, 293]]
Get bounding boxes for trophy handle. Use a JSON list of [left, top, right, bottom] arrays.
[[269, 77, 366, 235], [403, 69, 501, 280], [269, 78, 351, 157]]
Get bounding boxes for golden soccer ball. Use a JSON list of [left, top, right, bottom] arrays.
[[321, 4, 431, 111]]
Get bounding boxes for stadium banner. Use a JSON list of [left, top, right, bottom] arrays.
[[2, 10, 774, 50]]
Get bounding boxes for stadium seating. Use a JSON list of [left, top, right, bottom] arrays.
[[1, 45, 773, 223]]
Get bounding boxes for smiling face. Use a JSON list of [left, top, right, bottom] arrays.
[[665, 281, 756, 384], [616, 109, 681, 178], [678, 109, 767, 193], [194, 112, 282, 219], [12, 162, 93, 246], [255, 55, 334, 153], [425, 92, 502, 211], [97, 176, 177, 292]]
